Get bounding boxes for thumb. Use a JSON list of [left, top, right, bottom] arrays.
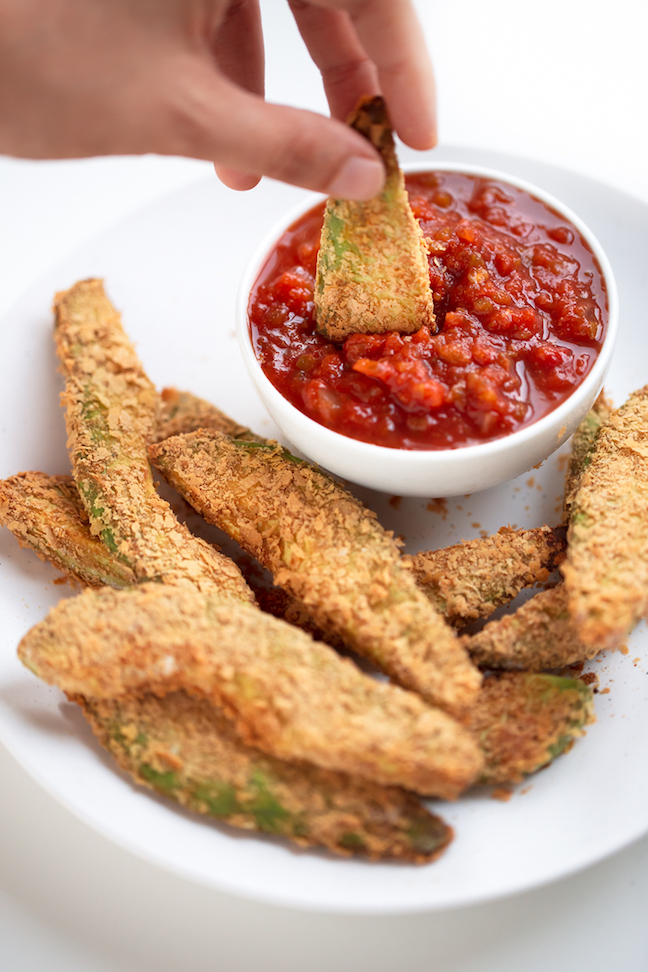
[[168, 72, 386, 200]]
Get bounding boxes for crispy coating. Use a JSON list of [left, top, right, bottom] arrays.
[[8, 486, 591, 791], [0, 471, 134, 588], [562, 391, 613, 523], [464, 673, 594, 785], [77, 690, 452, 862], [149, 431, 482, 715], [314, 96, 435, 341], [53, 280, 252, 601], [562, 384, 648, 649], [150, 393, 564, 632], [19, 583, 483, 798], [405, 525, 566, 627], [463, 585, 596, 670], [153, 387, 264, 445]]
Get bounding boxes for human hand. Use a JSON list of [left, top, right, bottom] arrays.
[[0, 0, 435, 199]]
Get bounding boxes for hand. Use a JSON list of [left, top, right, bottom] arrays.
[[0, 0, 436, 199]]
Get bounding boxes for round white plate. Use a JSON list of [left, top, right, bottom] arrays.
[[1, 147, 647, 914]]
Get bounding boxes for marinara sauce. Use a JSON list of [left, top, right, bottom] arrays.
[[248, 172, 607, 450]]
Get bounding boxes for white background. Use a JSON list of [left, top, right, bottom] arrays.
[[1, 1, 648, 969]]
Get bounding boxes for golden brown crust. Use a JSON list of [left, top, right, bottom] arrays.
[[314, 96, 435, 341], [406, 526, 566, 627], [464, 673, 594, 785], [463, 585, 597, 671], [562, 384, 648, 649], [153, 388, 265, 445], [149, 431, 482, 716], [0, 471, 135, 588], [77, 690, 453, 862], [562, 391, 613, 523], [53, 280, 252, 601], [19, 583, 484, 798]]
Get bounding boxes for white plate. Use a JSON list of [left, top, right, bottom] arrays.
[[1, 147, 647, 914]]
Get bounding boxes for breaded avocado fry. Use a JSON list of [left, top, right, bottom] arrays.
[[53, 280, 252, 601], [0, 471, 134, 589], [405, 525, 566, 627], [153, 387, 264, 445], [463, 585, 595, 671], [562, 384, 648, 649], [78, 690, 452, 862], [149, 431, 482, 715], [562, 391, 612, 523], [314, 96, 435, 341], [465, 673, 594, 785], [9, 497, 591, 791], [19, 583, 483, 799]]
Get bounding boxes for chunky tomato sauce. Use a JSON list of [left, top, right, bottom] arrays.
[[248, 172, 607, 450]]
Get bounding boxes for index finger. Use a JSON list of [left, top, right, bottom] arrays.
[[289, 0, 436, 149]]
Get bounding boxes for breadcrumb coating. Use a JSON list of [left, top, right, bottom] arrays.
[[405, 525, 566, 627], [0, 471, 134, 588], [562, 391, 612, 523], [19, 583, 483, 798], [77, 690, 453, 862], [149, 431, 482, 715], [463, 585, 596, 670], [465, 673, 594, 785], [153, 388, 264, 445], [562, 384, 648, 649], [6, 470, 592, 791], [314, 96, 435, 341], [53, 280, 252, 601]]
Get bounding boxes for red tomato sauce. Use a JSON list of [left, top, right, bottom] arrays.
[[248, 172, 607, 450]]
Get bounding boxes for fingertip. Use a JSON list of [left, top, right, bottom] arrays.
[[327, 155, 385, 200], [398, 126, 438, 152], [214, 164, 261, 191]]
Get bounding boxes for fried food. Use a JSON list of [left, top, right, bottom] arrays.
[[150, 391, 565, 630], [465, 673, 594, 785], [0, 471, 134, 588], [153, 387, 264, 445], [562, 391, 612, 523], [53, 280, 252, 601], [463, 584, 595, 670], [3, 467, 455, 858], [6, 496, 581, 790], [149, 431, 482, 715], [19, 582, 484, 799], [77, 690, 452, 862], [314, 96, 435, 341], [405, 525, 566, 627], [562, 384, 648, 649]]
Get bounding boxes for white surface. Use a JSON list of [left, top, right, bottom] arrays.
[[2, 152, 648, 913], [2, 0, 648, 967], [237, 161, 618, 496]]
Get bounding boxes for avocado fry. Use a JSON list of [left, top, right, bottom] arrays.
[[405, 525, 566, 627], [314, 96, 435, 341], [153, 387, 265, 445], [562, 384, 648, 650], [77, 690, 452, 862], [465, 673, 594, 785], [0, 471, 134, 589], [149, 431, 482, 716], [53, 279, 252, 601], [463, 584, 596, 671], [18, 582, 484, 799], [562, 391, 612, 523], [7, 496, 590, 788]]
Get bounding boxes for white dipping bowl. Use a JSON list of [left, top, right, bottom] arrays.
[[237, 162, 618, 497]]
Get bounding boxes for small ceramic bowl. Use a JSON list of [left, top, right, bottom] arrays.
[[236, 162, 618, 497]]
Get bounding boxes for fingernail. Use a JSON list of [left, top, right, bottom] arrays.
[[327, 157, 385, 200]]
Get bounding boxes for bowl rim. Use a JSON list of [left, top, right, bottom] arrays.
[[236, 160, 619, 466]]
